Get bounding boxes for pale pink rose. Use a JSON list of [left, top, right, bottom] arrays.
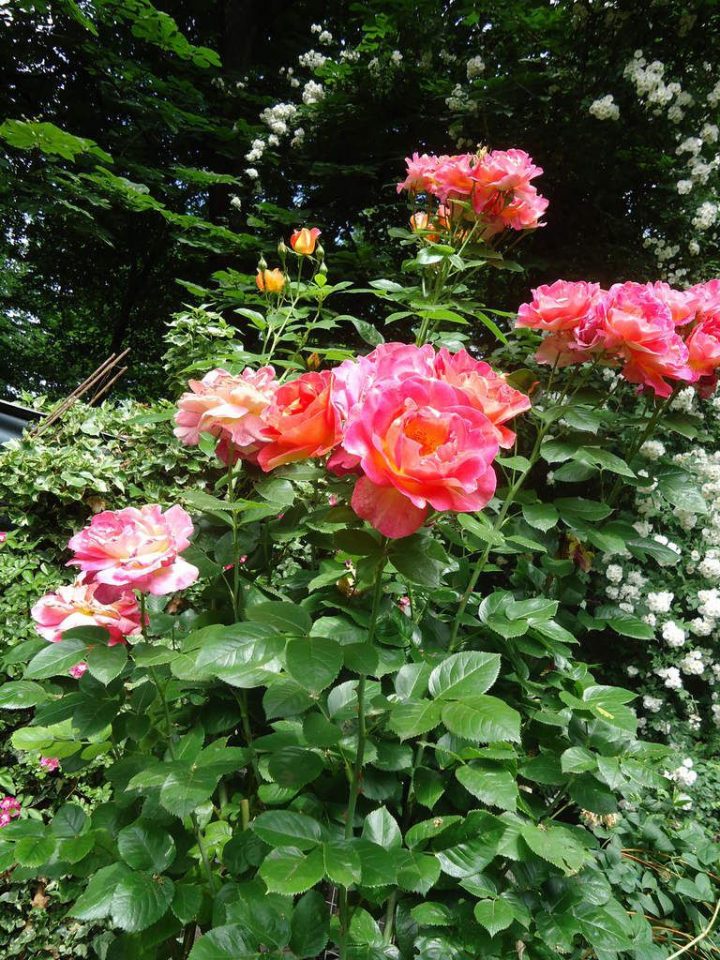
[[688, 279, 720, 321], [174, 367, 277, 462], [40, 757, 59, 772], [31, 578, 141, 645], [396, 152, 442, 194], [69, 662, 88, 679], [344, 378, 500, 538], [67, 505, 198, 596], [517, 280, 603, 333], [434, 348, 531, 448], [601, 282, 695, 397], [648, 282, 698, 326], [475, 149, 544, 193]]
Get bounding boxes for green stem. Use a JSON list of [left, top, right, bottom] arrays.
[[607, 391, 675, 507], [382, 890, 399, 945], [448, 420, 550, 652], [236, 690, 262, 785], [148, 664, 216, 893], [225, 449, 244, 621], [339, 557, 387, 958]]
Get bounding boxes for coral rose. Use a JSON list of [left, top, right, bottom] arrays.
[[256, 268, 285, 293], [257, 371, 341, 472], [434, 348, 531, 448], [600, 282, 695, 397], [344, 378, 500, 538], [686, 315, 720, 379], [67, 504, 198, 596], [174, 367, 277, 462], [290, 227, 321, 255], [31, 578, 142, 645]]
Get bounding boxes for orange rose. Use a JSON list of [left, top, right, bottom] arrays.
[[290, 227, 321, 255], [256, 268, 285, 293], [257, 371, 340, 471]]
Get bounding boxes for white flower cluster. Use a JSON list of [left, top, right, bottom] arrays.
[[298, 50, 328, 70], [466, 55, 485, 80], [589, 94, 620, 121], [446, 83, 480, 115], [640, 440, 665, 460], [665, 758, 698, 787], [302, 80, 325, 106]]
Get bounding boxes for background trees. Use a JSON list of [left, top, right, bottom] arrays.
[[2, 0, 719, 398]]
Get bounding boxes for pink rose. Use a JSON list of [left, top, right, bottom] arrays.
[[67, 505, 198, 596], [69, 662, 88, 679], [31, 578, 141, 645], [396, 152, 442, 194], [433, 348, 531, 448], [686, 315, 720, 379], [174, 367, 277, 462], [648, 282, 698, 326], [601, 282, 695, 397], [517, 280, 603, 333], [40, 757, 59, 772], [344, 378, 500, 538]]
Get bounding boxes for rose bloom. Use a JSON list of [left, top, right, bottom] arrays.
[[174, 367, 277, 462], [67, 504, 199, 596], [69, 662, 88, 679], [257, 371, 341, 472], [329, 343, 436, 474], [256, 268, 285, 294], [31, 578, 141, 645], [517, 280, 603, 333], [434, 348, 531, 448], [648, 281, 698, 326], [40, 757, 59, 772], [397, 152, 442, 194], [686, 314, 720, 379], [344, 377, 500, 538], [290, 227, 321, 255], [601, 282, 695, 397]]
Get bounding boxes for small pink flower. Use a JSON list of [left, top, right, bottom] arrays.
[[0, 532, 6, 544], [0, 797, 21, 827], [69, 662, 88, 679], [40, 757, 59, 772], [67, 505, 198, 596], [239, 554, 248, 564], [328, 494, 339, 507], [398, 596, 411, 612], [31, 578, 141, 645]]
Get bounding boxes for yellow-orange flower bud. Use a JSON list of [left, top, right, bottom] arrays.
[[290, 227, 321, 255], [255, 268, 285, 294], [410, 211, 439, 242]]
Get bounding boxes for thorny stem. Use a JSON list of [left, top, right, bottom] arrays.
[[339, 555, 387, 959]]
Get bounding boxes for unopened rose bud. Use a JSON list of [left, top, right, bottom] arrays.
[[290, 227, 321, 255], [307, 352, 321, 370], [318, 261, 328, 276], [277, 239, 288, 262], [258, 255, 268, 271], [315, 243, 325, 263]]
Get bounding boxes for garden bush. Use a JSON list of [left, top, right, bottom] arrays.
[[2, 147, 720, 960]]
